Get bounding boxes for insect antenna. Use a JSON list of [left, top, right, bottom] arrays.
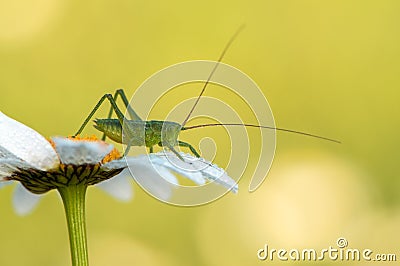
[[181, 25, 246, 127], [182, 123, 341, 144]]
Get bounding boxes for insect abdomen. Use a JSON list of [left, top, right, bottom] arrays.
[[93, 119, 123, 143], [94, 119, 182, 148]]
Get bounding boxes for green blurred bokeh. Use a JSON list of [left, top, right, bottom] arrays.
[[1, 0, 399, 265]]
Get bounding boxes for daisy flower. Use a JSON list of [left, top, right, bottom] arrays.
[[0, 112, 238, 213], [0, 111, 238, 266]]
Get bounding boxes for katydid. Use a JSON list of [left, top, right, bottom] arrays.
[[73, 29, 340, 159]]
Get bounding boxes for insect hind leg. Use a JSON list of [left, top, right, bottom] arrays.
[[106, 89, 142, 122], [178, 141, 201, 158], [74, 93, 126, 138], [100, 89, 142, 141], [157, 142, 184, 161]]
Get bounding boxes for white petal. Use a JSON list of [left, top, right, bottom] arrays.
[[153, 166, 179, 185], [0, 145, 22, 159], [52, 137, 113, 165], [125, 156, 179, 185], [0, 158, 20, 179], [194, 160, 239, 193], [0, 112, 59, 170], [96, 172, 133, 201], [104, 157, 179, 186], [12, 183, 42, 216], [136, 165, 177, 200], [125, 156, 178, 201], [149, 153, 206, 185], [0, 158, 33, 180], [154, 152, 238, 193], [0, 180, 13, 189], [102, 158, 127, 170]]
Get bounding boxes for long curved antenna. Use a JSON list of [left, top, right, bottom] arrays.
[[181, 25, 246, 127], [182, 123, 341, 144]]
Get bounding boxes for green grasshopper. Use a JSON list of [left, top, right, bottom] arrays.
[[74, 29, 340, 159]]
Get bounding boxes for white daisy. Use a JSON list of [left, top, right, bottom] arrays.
[[0, 112, 238, 215]]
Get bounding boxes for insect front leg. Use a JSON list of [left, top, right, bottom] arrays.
[[178, 141, 201, 158], [74, 94, 126, 137]]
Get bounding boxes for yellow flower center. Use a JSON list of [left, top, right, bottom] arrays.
[[48, 135, 122, 164], [101, 147, 122, 164]]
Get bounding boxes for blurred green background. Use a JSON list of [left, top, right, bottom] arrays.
[[1, 0, 399, 265]]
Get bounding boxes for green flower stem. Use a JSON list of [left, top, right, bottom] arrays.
[[58, 184, 89, 266]]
